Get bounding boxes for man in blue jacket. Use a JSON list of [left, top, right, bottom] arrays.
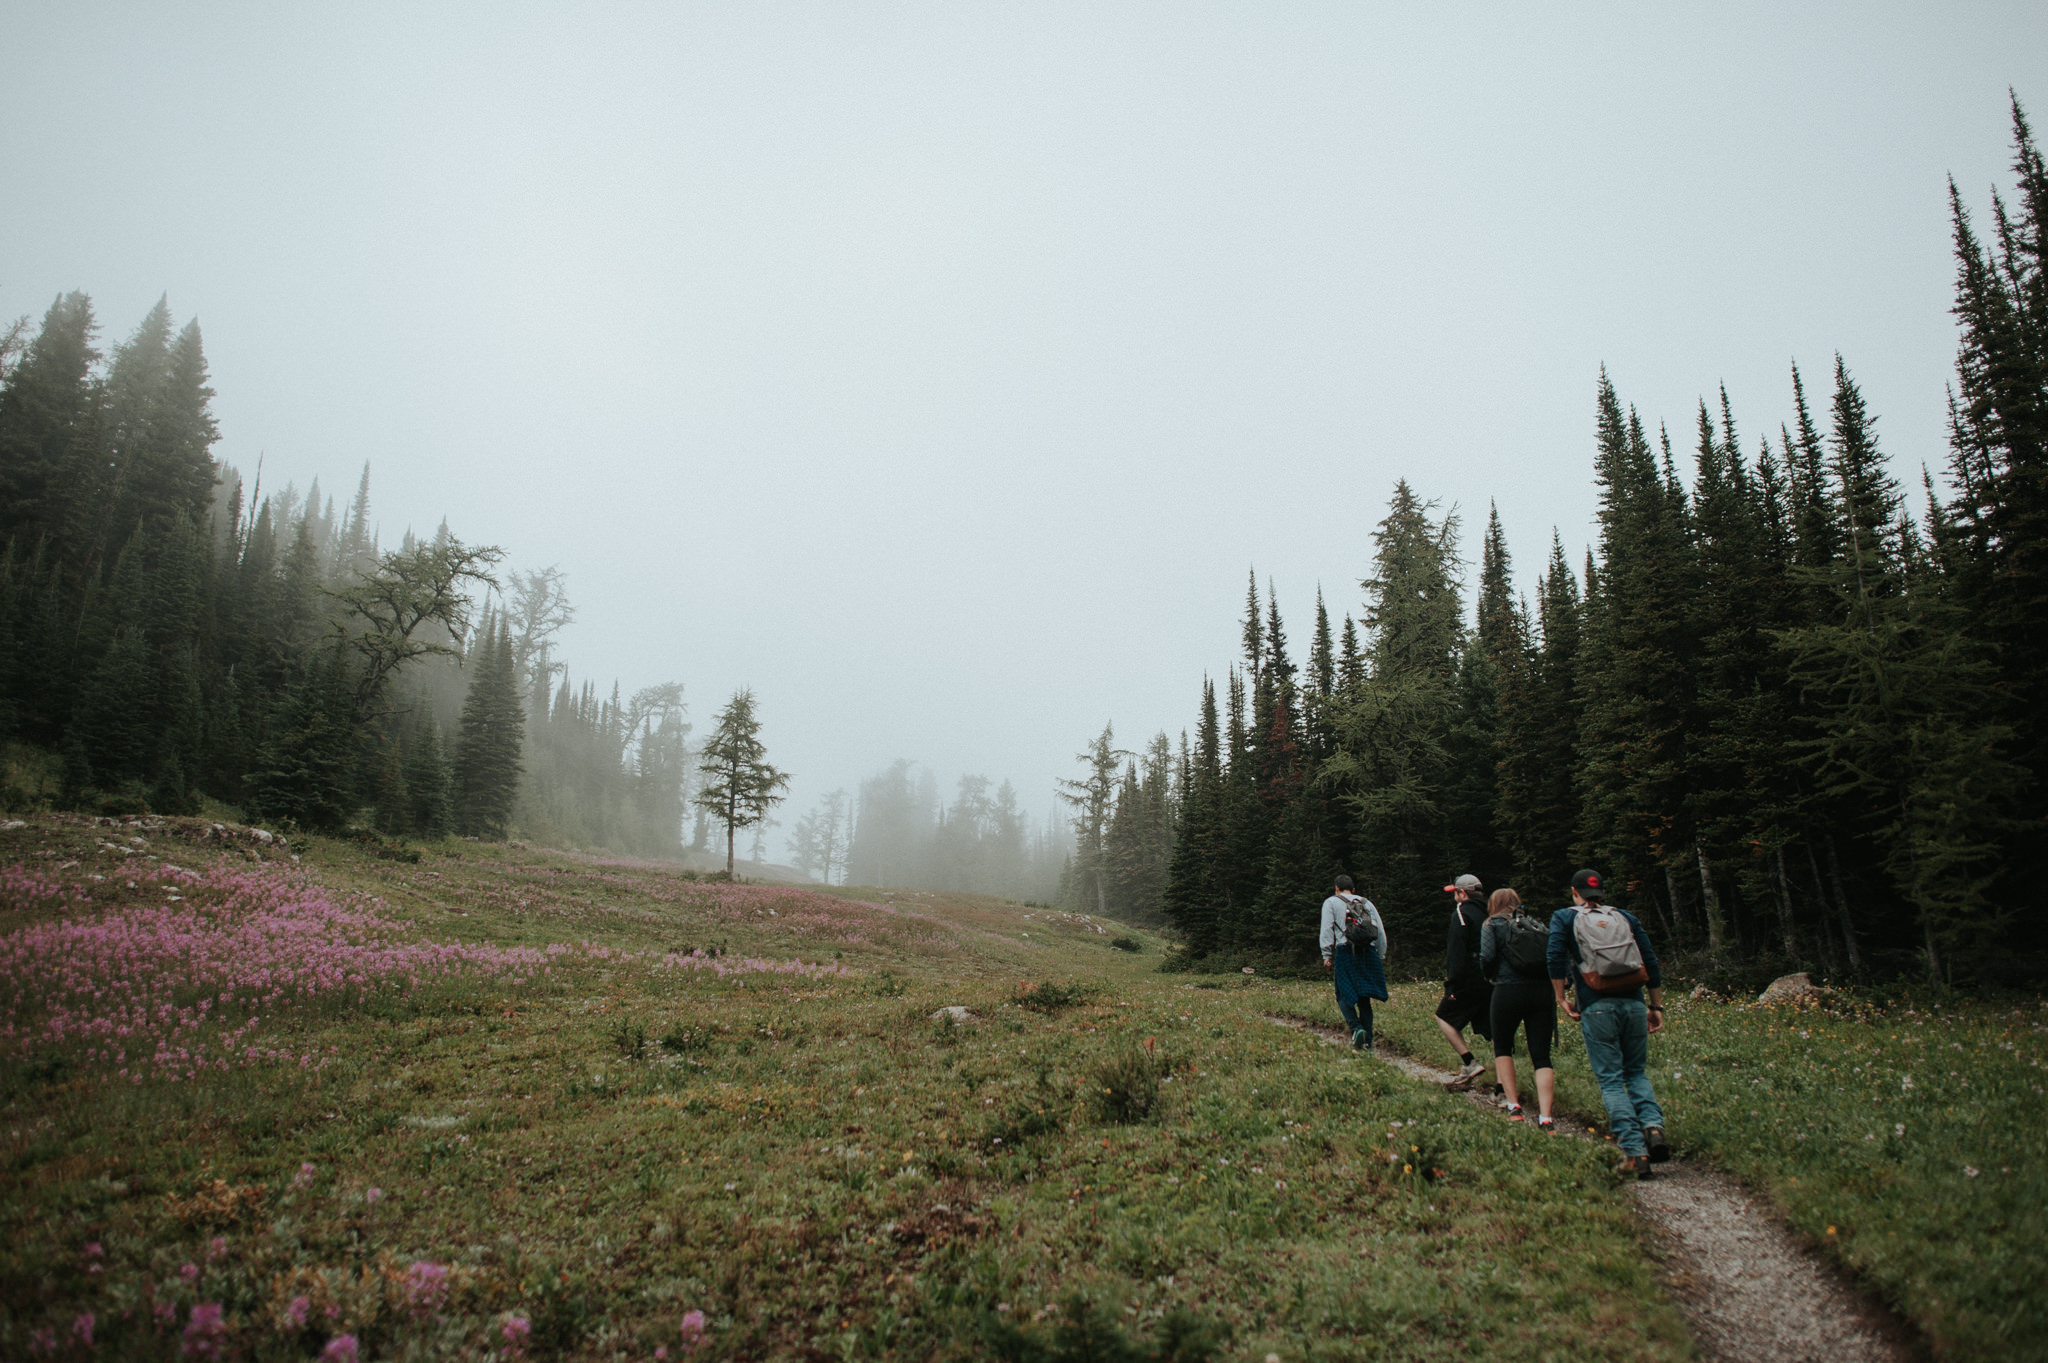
[[1548, 868, 1670, 1177]]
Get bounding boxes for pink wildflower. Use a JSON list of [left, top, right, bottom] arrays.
[[207, 1235, 227, 1261], [180, 1262, 200, 1284], [181, 1302, 226, 1357], [500, 1314, 532, 1356], [285, 1296, 311, 1328], [73, 1314, 95, 1346], [681, 1308, 708, 1350], [365, 1186, 382, 1205], [318, 1336, 359, 1363], [293, 1162, 316, 1189], [404, 1260, 450, 1315]]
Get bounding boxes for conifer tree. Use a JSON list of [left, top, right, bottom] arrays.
[[405, 717, 454, 837], [1783, 359, 2025, 979], [0, 292, 101, 551], [453, 618, 526, 839], [247, 640, 357, 830], [692, 687, 790, 876], [1058, 723, 1128, 915], [1328, 481, 1465, 944]]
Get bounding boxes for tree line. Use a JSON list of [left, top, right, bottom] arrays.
[[1083, 98, 2046, 985], [784, 761, 1068, 901], [0, 299, 695, 856]]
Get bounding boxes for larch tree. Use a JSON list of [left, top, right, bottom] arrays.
[[692, 687, 790, 876]]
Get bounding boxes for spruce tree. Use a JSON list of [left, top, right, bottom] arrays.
[[1328, 481, 1465, 944], [453, 619, 526, 839], [247, 640, 356, 830], [1783, 359, 2024, 979], [406, 717, 455, 837], [0, 292, 101, 551]]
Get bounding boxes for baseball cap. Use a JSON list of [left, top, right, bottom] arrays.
[[1571, 868, 1606, 901], [1442, 873, 1482, 894]]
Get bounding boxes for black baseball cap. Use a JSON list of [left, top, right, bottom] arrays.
[[1571, 868, 1606, 901]]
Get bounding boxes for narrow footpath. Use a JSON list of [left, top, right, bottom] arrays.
[[1266, 1016, 1923, 1363]]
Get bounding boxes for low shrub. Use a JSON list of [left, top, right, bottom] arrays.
[[1086, 1040, 1170, 1124], [1015, 980, 1090, 1013]]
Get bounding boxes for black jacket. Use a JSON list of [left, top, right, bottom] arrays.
[[1444, 899, 1486, 991]]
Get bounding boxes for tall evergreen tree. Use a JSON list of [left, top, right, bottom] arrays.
[[692, 687, 789, 876], [453, 618, 526, 839]]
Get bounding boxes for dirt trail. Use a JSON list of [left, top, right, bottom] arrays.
[[1267, 1016, 1920, 1363]]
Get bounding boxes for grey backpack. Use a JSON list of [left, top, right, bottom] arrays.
[[1571, 903, 1648, 991]]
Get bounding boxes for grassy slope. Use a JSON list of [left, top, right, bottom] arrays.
[[3, 820, 1689, 1361], [8, 821, 2044, 1360], [1369, 976, 2048, 1361]]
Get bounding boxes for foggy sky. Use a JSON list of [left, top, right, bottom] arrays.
[[5, 3, 2045, 858]]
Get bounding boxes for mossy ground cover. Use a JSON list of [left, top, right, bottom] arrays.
[[1, 817, 1691, 1360], [1365, 975, 2048, 1360]]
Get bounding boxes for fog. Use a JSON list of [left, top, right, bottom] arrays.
[[4, 3, 2043, 862]]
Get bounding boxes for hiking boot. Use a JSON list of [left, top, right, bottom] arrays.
[[1619, 1155, 1653, 1180], [1645, 1128, 1671, 1163]]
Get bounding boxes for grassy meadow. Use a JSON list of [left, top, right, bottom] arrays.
[[0, 816, 2039, 1360]]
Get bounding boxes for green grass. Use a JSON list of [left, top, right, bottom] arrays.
[[1366, 978, 2048, 1360], [1, 817, 1692, 1361]]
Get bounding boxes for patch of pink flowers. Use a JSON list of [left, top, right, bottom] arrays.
[[404, 1260, 451, 1315], [181, 1302, 226, 1357], [0, 860, 556, 1080], [318, 1336, 359, 1363]]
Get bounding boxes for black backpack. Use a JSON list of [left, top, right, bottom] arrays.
[[1341, 894, 1380, 953], [1499, 911, 1549, 977]]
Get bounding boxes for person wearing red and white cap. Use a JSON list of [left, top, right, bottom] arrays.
[[1433, 873, 1493, 1082]]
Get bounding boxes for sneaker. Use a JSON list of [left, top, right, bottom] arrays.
[[1351, 1028, 1368, 1050], [1459, 1058, 1487, 1080], [1505, 1104, 1525, 1122], [1645, 1127, 1671, 1163], [1536, 1116, 1556, 1132], [1619, 1155, 1653, 1179]]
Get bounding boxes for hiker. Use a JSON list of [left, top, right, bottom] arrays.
[[1548, 868, 1670, 1177], [1434, 873, 1493, 1082], [1320, 875, 1388, 1050], [1480, 888, 1556, 1129]]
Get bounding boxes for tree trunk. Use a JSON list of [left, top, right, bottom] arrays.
[[1822, 835, 1862, 972], [1663, 866, 1689, 948], [1696, 842, 1727, 954], [726, 820, 736, 877], [1773, 845, 1800, 962], [1921, 907, 1945, 984]]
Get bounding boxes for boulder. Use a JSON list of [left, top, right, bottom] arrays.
[[1757, 972, 1818, 1005], [930, 1006, 975, 1024]]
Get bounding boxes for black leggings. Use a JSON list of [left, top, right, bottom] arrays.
[[1490, 980, 1556, 1070]]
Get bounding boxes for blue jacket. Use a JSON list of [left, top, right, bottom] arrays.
[[1547, 905, 1662, 1010]]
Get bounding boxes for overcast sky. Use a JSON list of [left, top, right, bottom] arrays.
[[5, 3, 2044, 853]]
